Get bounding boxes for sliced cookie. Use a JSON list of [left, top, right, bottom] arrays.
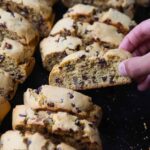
[[40, 35, 82, 71], [0, 0, 54, 37], [0, 96, 11, 123], [0, 8, 39, 51], [0, 55, 35, 83], [0, 38, 35, 63], [24, 85, 102, 124], [0, 69, 18, 100], [13, 105, 102, 150], [49, 49, 132, 90], [61, 0, 135, 17], [0, 130, 76, 150]]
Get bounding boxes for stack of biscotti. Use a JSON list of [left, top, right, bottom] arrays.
[[61, 0, 136, 18], [0, 0, 56, 38], [40, 4, 135, 90], [0, 85, 103, 150], [0, 8, 39, 103], [0, 130, 77, 150]]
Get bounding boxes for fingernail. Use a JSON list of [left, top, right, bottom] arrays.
[[118, 62, 128, 76]]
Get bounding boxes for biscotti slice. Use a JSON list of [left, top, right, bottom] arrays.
[[24, 85, 102, 124], [0, 56, 35, 83], [64, 4, 98, 21], [61, 0, 135, 18], [64, 4, 136, 34], [0, 8, 39, 50], [0, 69, 18, 100], [98, 8, 136, 34], [0, 131, 54, 150], [82, 22, 124, 48], [0, 130, 76, 150], [40, 35, 82, 71], [51, 19, 124, 48], [13, 105, 102, 150], [49, 49, 132, 90], [0, 97, 11, 123], [0, 0, 54, 37], [0, 38, 35, 63]]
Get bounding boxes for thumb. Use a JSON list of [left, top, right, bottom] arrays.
[[118, 53, 150, 79]]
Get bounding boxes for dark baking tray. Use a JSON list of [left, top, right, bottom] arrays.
[[1, 2, 150, 150]]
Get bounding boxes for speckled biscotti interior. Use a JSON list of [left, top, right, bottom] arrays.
[[0, 130, 77, 150]]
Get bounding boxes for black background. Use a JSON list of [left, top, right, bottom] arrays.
[[1, 2, 150, 150]]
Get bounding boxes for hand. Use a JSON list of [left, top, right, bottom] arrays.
[[119, 19, 150, 91]]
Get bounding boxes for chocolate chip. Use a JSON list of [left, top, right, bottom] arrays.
[[98, 59, 107, 68], [4, 42, 12, 49], [19, 114, 27, 117], [109, 75, 115, 84], [55, 78, 63, 84], [75, 119, 80, 126], [35, 86, 42, 94], [102, 76, 107, 82], [82, 75, 88, 80], [68, 92, 74, 99], [76, 107, 81, 113], [89, 123, 94, 128], [66, 65, 74, 71], [0, 23, 7, 28], [47, 102, 55, 107], [80, 55, 86, 59], [0, 55, 5, 63], [71, 103, 75, 107]]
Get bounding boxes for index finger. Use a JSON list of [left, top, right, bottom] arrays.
[[119, 19, 150, 52]]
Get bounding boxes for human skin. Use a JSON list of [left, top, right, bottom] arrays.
[[118, 19, 150, 91]]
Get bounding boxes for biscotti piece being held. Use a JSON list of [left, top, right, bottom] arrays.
[[13, 105, 102, 150], [0, 96, 11, 123], [0, 69, 18, 100], [24, 85, 102, 124], [0, 8, 39, 50], [0, 0, 54, 37], [49, 49, 132, 90]]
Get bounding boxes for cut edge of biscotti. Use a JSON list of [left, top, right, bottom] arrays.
[[49, 49, 132, 90], [0, 96, 11, 123], [0, 130, 77, 150], [61, 0, 135, 18], [12, 105, 102, 150], [0, 8, 39, 47], [23, 85, 102, 125], [0, 55, 35, 83], [0, 1, 54, 38], [40, 34, 83, 71], [64, 4, 136, 34]]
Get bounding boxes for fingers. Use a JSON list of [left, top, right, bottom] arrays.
[[132, 40, 150, 56], [118, 52, 150, 79], [138, 75, 150, 91], [119, 19, 150, 52]]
